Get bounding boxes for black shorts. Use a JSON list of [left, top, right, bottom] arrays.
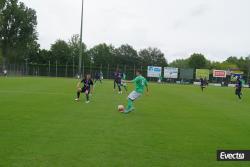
[[81, 87, 90, 94], [235, 88, 242, 94]]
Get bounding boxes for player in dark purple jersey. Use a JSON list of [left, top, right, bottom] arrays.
[[114, 69, 122, 94], [235, 77, 243, 99], [114, 70, 128, 94], [200, 78, 206, 92], [75, 74, 94, 103]]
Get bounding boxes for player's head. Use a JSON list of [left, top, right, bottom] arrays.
[[136, 70, 142, 76], [86, 74, 91, 79]]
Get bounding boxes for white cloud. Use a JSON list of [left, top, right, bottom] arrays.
[[21, 0, 250, 62]]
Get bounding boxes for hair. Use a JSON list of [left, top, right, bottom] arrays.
[[136, 70, 141, 74], [85, 74, 91, 78]]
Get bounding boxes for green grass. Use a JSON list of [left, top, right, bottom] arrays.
[[0, 77, 250, 167]]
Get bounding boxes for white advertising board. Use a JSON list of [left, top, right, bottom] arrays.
[[147, 66, 162, 78], [164, 67, 178, 79]]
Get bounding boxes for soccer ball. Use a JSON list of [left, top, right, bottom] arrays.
[[118, 105, 125, 113]]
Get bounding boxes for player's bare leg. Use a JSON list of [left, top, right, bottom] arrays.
[[85, 90, 90, 103], [75, 88, 82, 101]]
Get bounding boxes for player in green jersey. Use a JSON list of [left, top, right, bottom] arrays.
[[122, 70, 149, 114]]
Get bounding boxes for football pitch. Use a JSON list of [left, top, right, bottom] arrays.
[[0, 77, 250, 167]]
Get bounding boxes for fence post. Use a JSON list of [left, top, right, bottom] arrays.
[[90, 63, 92, 75], [48, 60, 51, 77], [56, 61, 58, 77], [25, 60, 28, 75], [37, 65, 39, 76], [73, 59, 75, 77], [107, 64, 110, 79], [14, 64, 16, 75], [82, 62, 85, 77], [65, 63, 68, 77], [134, 64, 136, 76]]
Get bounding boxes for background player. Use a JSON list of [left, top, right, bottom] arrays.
[[94, 71, 102, 86], [235, 77, 243, 99], [121, 72, 128, 93], [200, 77, 206, 92], [122, 70, 148, 114], [113, 69, 123, 94], [75, 74, 94, 103]]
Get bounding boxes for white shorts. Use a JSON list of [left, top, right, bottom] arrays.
[[128, 91, 142, 101]]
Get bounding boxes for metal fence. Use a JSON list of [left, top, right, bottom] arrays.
[[0, 63, 148, 80], [0, 63, 249, 85]]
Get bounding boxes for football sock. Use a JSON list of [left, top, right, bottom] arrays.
[[86, 94, 89, 101], [126, 99, 133, 110], [124, 86, 128, 92], [77, 92, 80, 98]]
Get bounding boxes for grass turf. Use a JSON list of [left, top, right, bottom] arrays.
[[0, 77, 250, 167]]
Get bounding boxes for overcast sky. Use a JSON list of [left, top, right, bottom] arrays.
[[21, 0, 250, 62]]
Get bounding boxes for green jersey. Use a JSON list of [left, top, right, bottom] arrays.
[[132, 75, 148, 93]]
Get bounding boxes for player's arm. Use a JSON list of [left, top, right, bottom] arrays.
[[90, 85, 94, 94], [123, 77, 136, 83], [122, 80, 133, 83], [90, 80, 94, 94]]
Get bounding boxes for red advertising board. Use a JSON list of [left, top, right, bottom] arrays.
[[213, 70, 226, 78]]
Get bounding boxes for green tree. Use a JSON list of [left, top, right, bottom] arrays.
[[87, 43, 115, 67], [0, 48, 3, 64], [68, 34, 88, 66], [35, 49, 51, 64], [50, 40, 71, 65], [169, 59, 189, 68], [218, 62, 238, 70], [0, 0, 38, 64], [138, 47, 167, 67], [225, 56, 239, 65], [225, 56, 249, 74], [115, 44, 139, 65], [188, 53, 207, 69]]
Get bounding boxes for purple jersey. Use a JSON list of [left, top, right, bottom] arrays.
[[114, 72, 123, 82], [236, 80, 242, 89], [81, 79, 93, 90]]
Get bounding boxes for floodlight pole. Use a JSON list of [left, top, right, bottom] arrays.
[[78, 0, 84, 77]]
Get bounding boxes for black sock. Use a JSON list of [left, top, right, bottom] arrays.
[[77, 92, 80, 98], [86, 94, 89, 101], [124, 86, 127, 92]]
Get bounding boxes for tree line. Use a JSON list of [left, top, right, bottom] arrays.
[[0, 0, 167, 68], [170, 54, 250, 75], [1, 0, 250, 75]]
